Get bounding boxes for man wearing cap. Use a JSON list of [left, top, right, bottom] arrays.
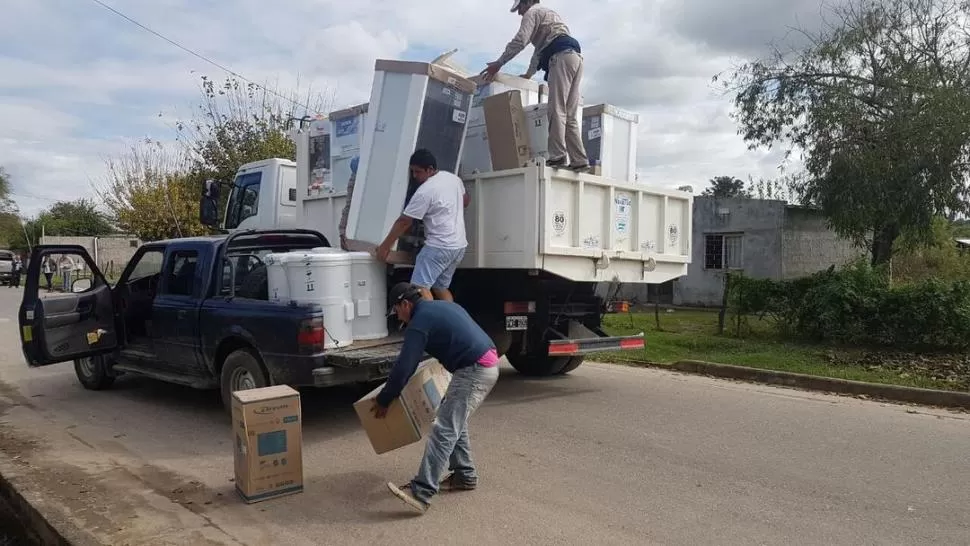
[[375, 149, 469, 302], [482, 0, 588, 172], [373, 282, 500, 514]]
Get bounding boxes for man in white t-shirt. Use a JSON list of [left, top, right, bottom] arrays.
[[376, 149, 469, 302]]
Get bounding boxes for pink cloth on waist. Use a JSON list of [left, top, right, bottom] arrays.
[[477, 348, 499, 367]]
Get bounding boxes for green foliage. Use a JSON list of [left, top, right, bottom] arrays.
[[36, 199, 114, 237], [728, 260, 970, 350], [893, 216, 970, 284], [721, 0, 970, 266], [702, 176, 750, 198]]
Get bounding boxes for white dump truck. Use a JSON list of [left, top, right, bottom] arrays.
[[201, 57, 693, 377]]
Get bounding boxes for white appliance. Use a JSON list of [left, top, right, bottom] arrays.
[[345, 59, 476, 248], [281, 252, 355, 349], [582, 104, 640, 181], [347, 251, 389, 340], [524, 102, 584, 162], [264, 253, 289, 303], [459, 74, 542, 176], [329, 103, 368, 195]]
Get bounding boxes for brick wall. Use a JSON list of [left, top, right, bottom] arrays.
[[40, 235, 142, 277], [781, 208, 867, 279]]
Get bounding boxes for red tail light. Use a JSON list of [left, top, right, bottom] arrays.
[[504, 301, 536, 314], [298, 317, 325, 353]]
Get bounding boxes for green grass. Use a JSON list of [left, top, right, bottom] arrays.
[[599, 309, 967, 392]]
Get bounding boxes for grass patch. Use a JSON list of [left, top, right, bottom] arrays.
[[599, 309, 969, 392]]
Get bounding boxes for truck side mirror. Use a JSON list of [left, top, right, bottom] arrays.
[[200, 179, 221, 228]]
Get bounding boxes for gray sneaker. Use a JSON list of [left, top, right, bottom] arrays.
[[387, 482, 428, 514]]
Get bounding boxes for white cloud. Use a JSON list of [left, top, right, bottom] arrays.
[[0, 0, 812, 216]]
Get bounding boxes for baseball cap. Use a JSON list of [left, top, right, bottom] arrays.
[[510, 0, 522, 12], [388, 282, 420, 316]]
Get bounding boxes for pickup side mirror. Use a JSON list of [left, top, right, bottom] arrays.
[[200, 179, 221, 228], [71, 278, 93, 293]]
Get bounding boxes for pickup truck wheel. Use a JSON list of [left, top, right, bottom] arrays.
[[220, 349, 269, 410], [506, 345, 571, 377], [74, 355, 115, 390]]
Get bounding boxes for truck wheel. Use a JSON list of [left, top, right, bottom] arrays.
[[220, 349, 269, 411], [506, 345, 571, 376], [558, 356, 585, 375], [74, 355, 115, 390]]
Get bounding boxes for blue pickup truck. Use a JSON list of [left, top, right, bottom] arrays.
[[17, 230, 403, 410]]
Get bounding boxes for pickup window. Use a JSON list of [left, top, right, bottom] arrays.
[[165, 250, 199, 297]]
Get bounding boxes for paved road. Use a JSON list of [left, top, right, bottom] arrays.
[[1, 287, 969, 545]]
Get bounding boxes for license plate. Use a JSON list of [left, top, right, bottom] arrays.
[[505, 315, 528, 331]]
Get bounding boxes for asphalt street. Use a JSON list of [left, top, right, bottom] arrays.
[[0, 286, 968, 545]]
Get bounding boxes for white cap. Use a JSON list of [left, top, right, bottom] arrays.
[[510, 0, 522, 12]]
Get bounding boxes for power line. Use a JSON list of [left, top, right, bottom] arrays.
[[86, 0, 315, 113]]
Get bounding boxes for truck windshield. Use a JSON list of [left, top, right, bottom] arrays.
[[225, 172, 261, 229]]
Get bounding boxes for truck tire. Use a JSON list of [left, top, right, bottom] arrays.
[[506, 347, 571, 377], [558, 356, 585, 375], [220, 349, 269, 412], [237, 265, 268, 300], [74, 355, 115, 390]]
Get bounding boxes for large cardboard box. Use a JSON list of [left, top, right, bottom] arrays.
[[232, 385, 304, 503], [482, 90, 531, 171], [353, 360, 452, 454]]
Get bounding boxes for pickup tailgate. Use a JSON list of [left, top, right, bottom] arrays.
[[322, 336, 407, 370]]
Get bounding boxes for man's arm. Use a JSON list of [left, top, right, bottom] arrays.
[[494, 10, 538, 67], [379, 215, 414, 249], [376, 327, 429, 407]]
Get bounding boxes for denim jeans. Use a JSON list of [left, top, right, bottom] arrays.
[[410, 363, 499, 503]]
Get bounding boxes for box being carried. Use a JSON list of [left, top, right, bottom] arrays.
[[354, 360, 452, 454], [232, 385, 304, 503]]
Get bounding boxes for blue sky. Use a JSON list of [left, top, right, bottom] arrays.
[[0, 0, 819, 217]]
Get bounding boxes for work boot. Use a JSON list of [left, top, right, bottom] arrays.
[[386, 482, 428, 514], [569, 163, 590, 173], [546, 157, 567, 168]]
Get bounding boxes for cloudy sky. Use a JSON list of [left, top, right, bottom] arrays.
[[1, 0, 829, 217]]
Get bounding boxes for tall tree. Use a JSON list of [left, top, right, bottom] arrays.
[[702, 175, 751, 198], [722, 0, 970, 266], [0, 167, 24, 249], [99, 75, 331, 239], [36, 198, 114, 237]]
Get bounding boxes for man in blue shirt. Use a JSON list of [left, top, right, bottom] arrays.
[[373, 282, 501, 514]]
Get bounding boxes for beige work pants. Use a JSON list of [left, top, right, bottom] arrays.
[[547, 50, 588, 167]]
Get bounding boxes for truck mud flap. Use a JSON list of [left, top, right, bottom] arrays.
[[546, 320, 644, 357]]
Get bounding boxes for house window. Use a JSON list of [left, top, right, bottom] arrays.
[[704, 233, 743, 270]]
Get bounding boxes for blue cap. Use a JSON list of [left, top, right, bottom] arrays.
[[350, 156, 360, 175]]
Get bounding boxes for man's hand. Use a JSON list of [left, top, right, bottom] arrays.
[[371, 401, 388, 419], [375, 242, 391, 262], [480, 62, 501, 81], [340, 235, 349, 251]]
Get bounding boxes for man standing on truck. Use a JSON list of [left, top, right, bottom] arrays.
[[375, 149, 469, 302], [481, 0, 588, 171], [373, 282, 500, 514]]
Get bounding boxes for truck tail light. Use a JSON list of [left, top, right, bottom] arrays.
[[504, 301, 536, 314], [298, 317, 325, 353], [605, 301, 630, 313]]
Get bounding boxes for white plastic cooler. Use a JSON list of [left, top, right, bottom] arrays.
[[280, 252, 355, 349]]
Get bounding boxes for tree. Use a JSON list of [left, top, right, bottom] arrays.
[[176, 75, 331, 184], [35, 199, 114, 237], [0, 167, 22, 248], [702, 175, 751, 198], [722, 0, 970, 267], [99, 75, 331, 239], [99, 140, 206, 242]]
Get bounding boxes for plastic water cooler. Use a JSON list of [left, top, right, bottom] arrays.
[[348, 252, 388, 340], [281, 252, 355, 349], [265, 253, 289, 303]]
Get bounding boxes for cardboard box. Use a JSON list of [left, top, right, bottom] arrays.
[[482, 90, 532, 171], [353, 360, 452, 454], [232, 385, 304, 503]]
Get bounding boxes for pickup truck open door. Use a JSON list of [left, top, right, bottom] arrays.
[[19, 245, 119, 367]]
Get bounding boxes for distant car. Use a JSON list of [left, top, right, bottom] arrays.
[[0, 250, 13, 286]]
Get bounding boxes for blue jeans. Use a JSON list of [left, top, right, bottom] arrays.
[[411, 245, 466, 290], [410, 363, 499, 503]]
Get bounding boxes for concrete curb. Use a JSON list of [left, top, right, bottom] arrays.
[[621, 359, 970, 410], [0, 469, 71, 546]]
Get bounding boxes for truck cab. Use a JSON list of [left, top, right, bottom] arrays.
[[222, 159, 299, 231]]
